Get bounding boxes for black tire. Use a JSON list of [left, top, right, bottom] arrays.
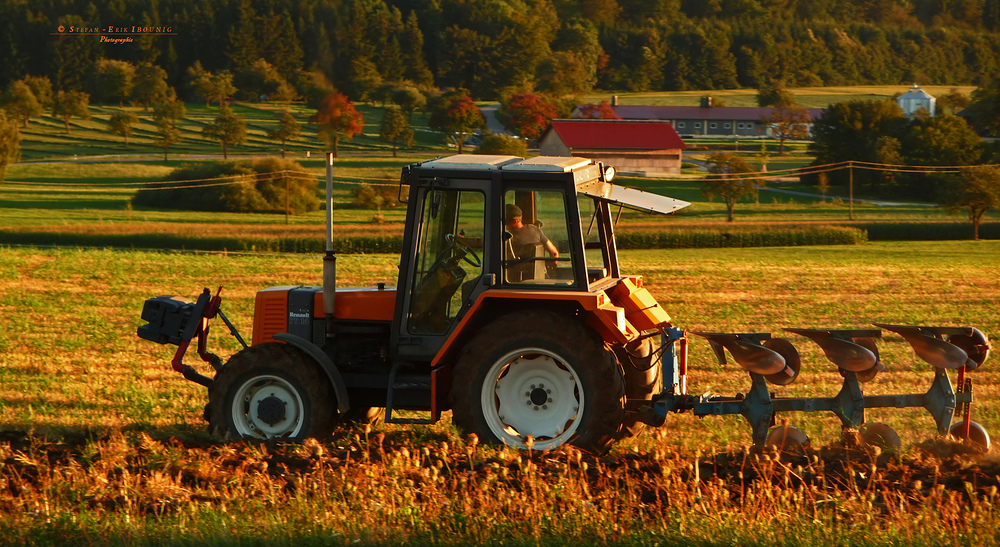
[[616, 337, 663, 439], [206, 343, 337, 440], [450, 309, 625, 453]]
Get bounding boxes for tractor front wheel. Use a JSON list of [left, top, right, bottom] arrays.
[[450, 309, 625, 453], [206, 343, 336, 440]]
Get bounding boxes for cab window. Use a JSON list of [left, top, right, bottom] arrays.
[[502, 190, 575, 286], [408, 189, 485, 334]]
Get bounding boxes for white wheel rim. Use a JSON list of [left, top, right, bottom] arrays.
[[481, 348, 584, 450], [231, 374, 304, 439]]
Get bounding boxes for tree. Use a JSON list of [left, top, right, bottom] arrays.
[[764, 104, 811, 154], [154, 121, 182, 163], [1, 80, 42, 127], [757, 79, 796, 107], [208, 71, 237, 108], [93, 59, 136, 107], [429, 93, 486, 154], [153, 96, 187, 127], [310, 93, 365, 157], [0, 112, 21, 182], [235, 59, 296, 102], [108, 111, 138, 147], [936, 88, 970, 115], [392, 87, 427, 122], [475, 133, 527, 156], [294, 70, 336, 110], [901, 113, 983, 167], [946, 166, 1000, 240], [378, 107, 414, 157], [808, 99, 907, 186], [266, 110, 301, 158], [186, 62, 215, 106], [132, 63, 170, 111], [702, 152, 758, 222], [23, 76, 53, 110], [577, 100, 621, 119], [152, 97, 186, 162], [51, 90, 90, 133], [496, 93, 560, 141], [202, 105, 247, 159], [401, 12, 434, 86], [965, 77, 1000, 137]]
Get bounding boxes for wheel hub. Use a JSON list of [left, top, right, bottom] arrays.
[[482, 349, 584, 450], [256, 394, 287, 426], [231, 375, 304, 439], [529, 386, 549, 406]]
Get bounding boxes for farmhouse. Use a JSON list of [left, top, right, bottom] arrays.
[[576, 99, 824, 138], [538, 119, 686, 176], [896, 84, 936, 117]]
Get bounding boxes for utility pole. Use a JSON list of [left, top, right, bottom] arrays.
[[849, 161, 854, 221]]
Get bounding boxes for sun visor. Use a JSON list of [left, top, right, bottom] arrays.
[[577, 181, 690, 215]]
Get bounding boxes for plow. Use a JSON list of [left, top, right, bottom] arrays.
[[652, 324, 990, 451], [138, 154, 992, 454]]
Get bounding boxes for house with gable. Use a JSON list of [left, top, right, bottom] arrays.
[[896, 84, 936, 117], [538, 119, 686, 176]]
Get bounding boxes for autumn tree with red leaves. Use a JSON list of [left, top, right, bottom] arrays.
[[577, 100, 620, 120], [429, 92, 485, 154], [495, 93, 560, 141], [311, 92, 365, 157]]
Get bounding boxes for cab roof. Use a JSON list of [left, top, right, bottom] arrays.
[[413, 155, 690, 216]]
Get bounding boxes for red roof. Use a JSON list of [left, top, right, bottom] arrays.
[[546, 119, 686, 150]]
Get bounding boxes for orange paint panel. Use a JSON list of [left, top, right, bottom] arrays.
[[430, 289, 606, 367], [252, 289, 289, 345], [610, 278, 671, 332], [313, 287, 397, 322]]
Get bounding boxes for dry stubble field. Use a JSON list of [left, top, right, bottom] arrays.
[[0, 242, 999, 545]]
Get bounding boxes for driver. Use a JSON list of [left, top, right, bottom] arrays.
[[504, 204, 558, 260]]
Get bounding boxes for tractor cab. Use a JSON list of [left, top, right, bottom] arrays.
[[391, 155, 689, 365]]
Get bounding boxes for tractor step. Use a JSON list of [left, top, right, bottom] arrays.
[[384, 362, 434, 425]]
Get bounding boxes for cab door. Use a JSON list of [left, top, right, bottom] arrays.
[[392, 179, 492, 361]]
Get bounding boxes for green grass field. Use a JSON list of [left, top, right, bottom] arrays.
[[2, 88, 1000, 544], [0, 242, 998, 544], [583, 85, 978, 110]]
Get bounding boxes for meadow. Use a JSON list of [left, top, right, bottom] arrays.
[[2, 89, 1000, 544], [0, 242, 998, 544]]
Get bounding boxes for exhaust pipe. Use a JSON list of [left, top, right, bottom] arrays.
[[324, 153, 337, 335]]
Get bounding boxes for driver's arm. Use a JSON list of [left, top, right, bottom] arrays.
[[455, 234, 483, 248], [544, 239, 559, 258]]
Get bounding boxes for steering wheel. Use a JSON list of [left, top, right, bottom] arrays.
[[445, 233, 482, 267]]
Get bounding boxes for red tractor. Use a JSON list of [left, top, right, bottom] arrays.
[[138, 154, 990, 453], [139, 155, 689, 452]]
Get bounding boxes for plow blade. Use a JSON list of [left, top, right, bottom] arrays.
[[874, 323, 973, 370], [784, 328, 880, 372]]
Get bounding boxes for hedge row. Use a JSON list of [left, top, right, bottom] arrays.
[[0, 232, 407, 255], [6, 221, 997, 254], [615, 225, 867, 249], [854, 221, 999, 241]]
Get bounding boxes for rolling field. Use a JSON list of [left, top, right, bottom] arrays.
[[2, 88, 1000, 544], [0, 242, 998, 544]]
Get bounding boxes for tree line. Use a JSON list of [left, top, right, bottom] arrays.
[[3, 0, 1000, 103]]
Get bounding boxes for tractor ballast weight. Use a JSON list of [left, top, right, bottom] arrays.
[[137, 154, 991, 453]]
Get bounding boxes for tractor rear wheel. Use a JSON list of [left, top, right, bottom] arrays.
[[206, 343, 336, 440], [450, 309, 625, 453]]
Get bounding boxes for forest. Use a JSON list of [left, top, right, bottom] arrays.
[[2, 0, 1000, 101]]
